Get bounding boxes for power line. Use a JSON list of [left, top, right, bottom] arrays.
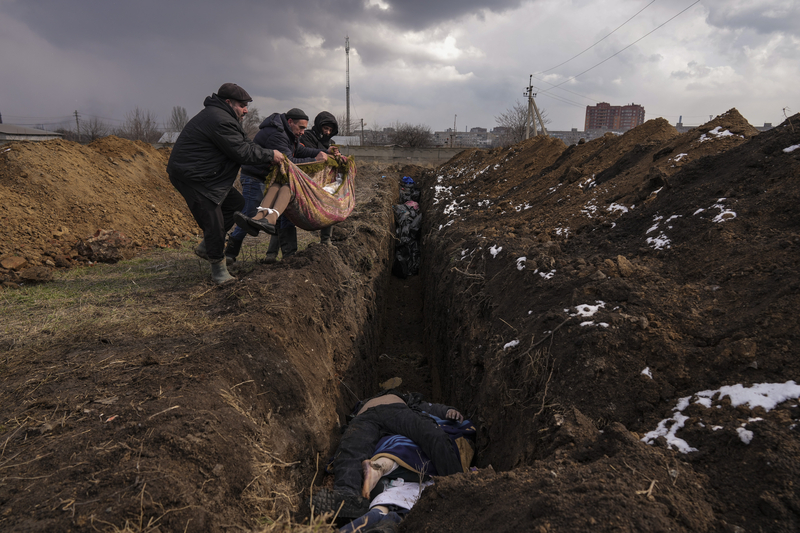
[[544, 0, 701, 91], [536, 0, 656, 75]]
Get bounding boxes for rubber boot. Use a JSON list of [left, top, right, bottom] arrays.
[[210, 259, 235, 285], [224, 238, 243, 266], [194, 239, 210, 260]]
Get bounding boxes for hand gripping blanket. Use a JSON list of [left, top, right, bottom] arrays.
[[265, 156, 356, 231]]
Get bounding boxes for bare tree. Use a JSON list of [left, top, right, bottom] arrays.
[[167, 106, 188, 132], [242, 106, 261, 139], [84, 116, 109, 141], [335, 112, 357, 137], [388, 122, 434, 148], [495, 99, 550, 147], [115, 107, 162, 142]]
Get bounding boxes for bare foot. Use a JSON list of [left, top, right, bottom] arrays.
[[362, 459, 384, 499]]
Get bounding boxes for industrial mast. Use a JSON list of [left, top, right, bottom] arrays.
[[345, 36, 350, 136]]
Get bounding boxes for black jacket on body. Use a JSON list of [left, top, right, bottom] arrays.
[[240, 112, 322, 180], [166, 94, 275, 204], [300, 111, 338, 150]]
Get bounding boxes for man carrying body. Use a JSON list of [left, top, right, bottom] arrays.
[[300, 111, 340, 246], [167, 83, 285, 284], [224, 108, 335, 264]]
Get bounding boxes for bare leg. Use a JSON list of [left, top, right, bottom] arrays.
[[254, 185, 292, 225], [253, 184, 281, 221], [361, 457, 397, 498], [268, 186, 293, 225]]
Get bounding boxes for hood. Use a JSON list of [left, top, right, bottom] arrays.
[[260, 112, 283, 131], [204, 94, 236, 119], [312, 111, 339, 139]]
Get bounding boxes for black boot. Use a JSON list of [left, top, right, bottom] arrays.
[[224, 238, 243, 265]]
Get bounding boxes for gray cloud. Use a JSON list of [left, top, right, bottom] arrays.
[[703, 0, 800, 34], [0, 0, 796, 133]]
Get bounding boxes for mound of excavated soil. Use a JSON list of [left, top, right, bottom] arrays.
[[419, 110, 800, 532], [0, 136, 198, 278]]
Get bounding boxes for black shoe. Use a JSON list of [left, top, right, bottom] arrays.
[[310, 488, 369, 519], [246, 217, 277, 236], [233, 211, 259, 237]]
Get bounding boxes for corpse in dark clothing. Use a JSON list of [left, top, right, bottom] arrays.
[[311, 390, 464, 518]]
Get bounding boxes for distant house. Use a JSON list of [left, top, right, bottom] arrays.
[[0, 124, 63, 142]]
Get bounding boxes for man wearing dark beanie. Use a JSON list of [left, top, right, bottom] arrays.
[[224, 107, 337, 264], [167, 83, 285, 284]]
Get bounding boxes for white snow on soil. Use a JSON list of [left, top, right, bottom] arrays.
[[642, 381, 800, 453]]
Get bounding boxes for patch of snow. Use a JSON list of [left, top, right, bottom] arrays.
[[699, 127, 743, 143], [539, 269, 556, 280], [646, 233, 671, 250], [693, 208, 705, 215], [783, 144, 800, 153], [713, 210, 736, 223], [503, 340, 519, 350], [672, 153, 688, 162], [643, 381, 800, 453], [566, 301, 605, 318], [607, 203, 629, 214], [516, 257, 526, 271], [642, 367, 653, 379], [736, 427, 754, 444], [489, 245, 502, 258]]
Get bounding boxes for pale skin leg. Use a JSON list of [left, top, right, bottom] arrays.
[[361, 457, 398, 498], [252, 184, 292, 225]]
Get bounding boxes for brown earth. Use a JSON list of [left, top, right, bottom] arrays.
[[0, 109, 799, 533]]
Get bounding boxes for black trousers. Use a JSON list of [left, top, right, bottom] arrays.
[[333, 404, 463, 495], [266, 222, 298, 257], [170, 177, 244, 261]]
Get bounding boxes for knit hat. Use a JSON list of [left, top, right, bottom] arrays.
[[217, 83, 252, 103], [286, 108, 309, 121]]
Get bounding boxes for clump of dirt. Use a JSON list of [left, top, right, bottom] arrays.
[[0, 136, 198, 278], [419, 110, 800, 531]]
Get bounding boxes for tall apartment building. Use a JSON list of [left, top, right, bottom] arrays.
[[584, 102, 645, 131]]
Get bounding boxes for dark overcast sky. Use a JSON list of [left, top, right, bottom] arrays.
[[1, 0, 797, 132]]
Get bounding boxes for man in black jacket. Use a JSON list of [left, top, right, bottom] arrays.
[[167, 83, 284, 284], [300, 111, 339, 246], [311, 390, 465, 519], [224, 108, 333, 263]]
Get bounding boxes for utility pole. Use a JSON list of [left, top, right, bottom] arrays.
[[451, 114, 457, 147], [345, 36, 350, 136], [360, 118, 364, 146], [524, 75, 547, 139], [74, 110, 81, 141]]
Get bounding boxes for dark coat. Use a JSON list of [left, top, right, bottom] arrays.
[[300, 111, 338, 150], [166, 94, 276, 204], [240, 113, 322, 180]]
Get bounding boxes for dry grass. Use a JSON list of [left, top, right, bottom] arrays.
[[0, 242, 243, 357]]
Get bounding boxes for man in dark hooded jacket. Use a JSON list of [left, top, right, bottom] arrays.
[[167, 83, 284, 284], [224, 109, 335, 263], [300, 111, 339, 246]]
